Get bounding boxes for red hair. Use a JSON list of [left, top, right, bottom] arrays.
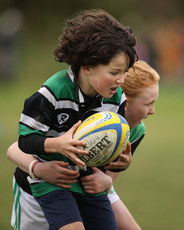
[[121, 60, 160, 99]]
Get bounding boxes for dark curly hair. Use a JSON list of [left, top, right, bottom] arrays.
[[54, 9, 138, 69]]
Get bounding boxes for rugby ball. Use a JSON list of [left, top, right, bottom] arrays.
[[74, 111, 130, 167]]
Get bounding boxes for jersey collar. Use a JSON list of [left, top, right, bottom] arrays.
[[68, 66, 102, 105]]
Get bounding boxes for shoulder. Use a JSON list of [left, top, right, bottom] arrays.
[[42, 69, 76, 99], [44, 69, 70, 90], [130, 122, 146, 144]]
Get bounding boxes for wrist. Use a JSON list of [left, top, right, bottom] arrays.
[[29, 160, 40, 179], [44, 137, 58, 153], [105, 176, 113, 194], [106, 185, 113, 194], [33, 161, 43, 178]]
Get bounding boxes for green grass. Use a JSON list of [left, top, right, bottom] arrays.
[[1, 52, 184, 230]]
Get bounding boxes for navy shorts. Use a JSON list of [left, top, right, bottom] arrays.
[[35, 190, 118, 230]]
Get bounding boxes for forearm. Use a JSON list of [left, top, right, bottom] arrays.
[[106, 170, 121, 183], [106, 170, 121, 193], [7, 141, 37, 174], [18, 135, 46, 155], [18, 135, 61, 155]]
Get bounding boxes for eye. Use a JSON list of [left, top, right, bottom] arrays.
[[145, 101, 154, 106], [110, 72, 119, 76]]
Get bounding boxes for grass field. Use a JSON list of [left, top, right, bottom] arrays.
[[0, 71, 184, 229]]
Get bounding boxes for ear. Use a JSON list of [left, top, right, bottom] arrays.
[[81, 66, 91, 75], [125, 100, 128, 111], [125, 103, 127, 111]]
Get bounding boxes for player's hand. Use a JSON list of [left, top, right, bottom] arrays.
[[33, 161, 80, 189], [44, 120, 88, 169], [80, 167, 113, 194], [104, 142, 132, 170]]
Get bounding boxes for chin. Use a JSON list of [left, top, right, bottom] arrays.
[[130, 123, 138, 128], [104, 94, 113, 99]]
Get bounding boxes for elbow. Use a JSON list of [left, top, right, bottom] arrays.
[[7, 142, 18, 160], [6, 146, 11, 160]]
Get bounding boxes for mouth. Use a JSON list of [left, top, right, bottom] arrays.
[[110, 87, 117, 94]]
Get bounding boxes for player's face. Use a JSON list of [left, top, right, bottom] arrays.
[[125, 83, 159, 128], [81, 52, 128, 98]]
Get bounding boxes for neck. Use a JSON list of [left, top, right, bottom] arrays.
[[78, 69, 97, 97]]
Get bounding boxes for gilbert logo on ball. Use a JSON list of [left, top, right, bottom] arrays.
[[74, 111, 130, 167]]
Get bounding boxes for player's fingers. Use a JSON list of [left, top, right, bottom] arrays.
[[59, 166, 79, 173], [55, 183, 72, 189], [56, 178, 78, 184], [71, 143, 88, 154], [82, 185, 95, 193], [64, 151, 86, 168], [72, 139, 86, 147], [104, 162, 125, 170], [83, 184, 103, 194], [80, 177, 93, 184], [90, 167, 100, 173], [56, 173, 79, 180], [83, 189, 96, 194], [119, 152, 132, 162], [64, 144, 88, 159], [122, 142, 131, 154], [55, 161, 70, 167], [118, 153, 128, 161], [58, 166, 80, 175], [80, 173, 95, 182], [104, 165, 118, 170], [68, 120, 82, 135]]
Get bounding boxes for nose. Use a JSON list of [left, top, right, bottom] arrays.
[[116, 73, 125, 85], [149, 105, 155, 115]]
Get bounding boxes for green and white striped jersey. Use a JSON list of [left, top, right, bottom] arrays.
[[18, 67, 126, 197]]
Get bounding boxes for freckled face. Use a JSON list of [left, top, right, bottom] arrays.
[[86, 53, 128, 98], [125, 84, 159, 128]]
